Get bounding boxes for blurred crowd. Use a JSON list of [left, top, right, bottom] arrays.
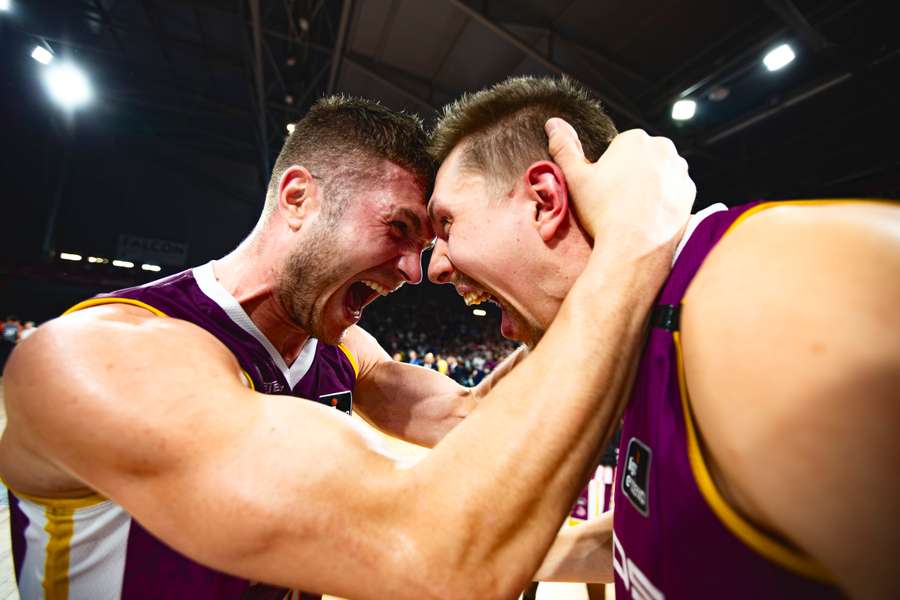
[[359, 293, 519, 387], [1, 316, 37, 371]]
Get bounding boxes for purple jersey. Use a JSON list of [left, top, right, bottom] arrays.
[[613, 202, 843, 599], [8, 262, 356, 599]]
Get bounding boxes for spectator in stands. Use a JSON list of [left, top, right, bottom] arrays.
[[423, 352, 436, 370], [18, 321, 36, 342], [407, 350, 422, 366], [1, 315, 22, 371]]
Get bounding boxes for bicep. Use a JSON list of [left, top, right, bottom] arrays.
[[5, 311, 414, 594], [120, 392, 412, 593]]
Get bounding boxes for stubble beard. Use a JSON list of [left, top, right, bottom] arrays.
[[277, 220, 345, 344]]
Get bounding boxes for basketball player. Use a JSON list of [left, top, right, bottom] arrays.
[[426, 76, 900, 598], [0, 96, 696, 598]]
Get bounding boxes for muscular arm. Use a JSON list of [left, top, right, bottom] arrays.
[[0, 242, 658, 599], [534, 512, 614, 583], [345, 324, 527, 447], [682, 202, 900, 598]]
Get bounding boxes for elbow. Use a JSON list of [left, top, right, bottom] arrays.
[[396, 531, 530, 600]]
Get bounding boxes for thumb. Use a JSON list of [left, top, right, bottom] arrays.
[[545, 117, 588, 172]]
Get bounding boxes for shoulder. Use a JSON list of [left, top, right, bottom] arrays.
[[681, 200, 900, 453], [683, 201, 900, 365], [4, 303, 242, 426], [678, 200, 900, 587], [340, 325, 391, 378], [14, 303, 237, 369]]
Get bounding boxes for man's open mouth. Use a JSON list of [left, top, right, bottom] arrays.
[[456, 283, 503, 309], [345, 279, 401, 318]]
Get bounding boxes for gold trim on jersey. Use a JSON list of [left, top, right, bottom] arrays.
[[43, 504, 74, 600], [338, 343, 359, 378], [673, 331, 834, 582], [63, 297, 169, 317], [240, 369, 256, 391], [0, 475, 107, 509], [723, 197, 896, 239], [667, 198, 886, 583]]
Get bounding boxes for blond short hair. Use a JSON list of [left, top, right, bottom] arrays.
[[430, 76, 617, 186]]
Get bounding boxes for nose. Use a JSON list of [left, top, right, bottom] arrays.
[[427, 238, 454, 284], [397, 247, 424, 285]]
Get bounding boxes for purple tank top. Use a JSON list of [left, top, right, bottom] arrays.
[[612, 203, 843, 599], [10, 263, 356, 599]]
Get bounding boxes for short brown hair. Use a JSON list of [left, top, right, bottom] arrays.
[[429, 76, 617, 187], [267, 95, 434, 217]]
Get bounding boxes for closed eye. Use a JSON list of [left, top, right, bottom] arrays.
[[390, 221, 409, 237]]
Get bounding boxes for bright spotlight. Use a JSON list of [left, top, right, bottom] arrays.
[[671, 99, 696, 121], [31, 46, 53, 65], [286, 123, 296, 134], [44, 62, 93, 109], [112, 259, 134, 268], [472, 308, 487, 317], [0, 0, 11, 12], [59, 252, 82, 261], [764, 44, 795, 72], [87, 256, 109, 264], [141, 263, 162, 272]]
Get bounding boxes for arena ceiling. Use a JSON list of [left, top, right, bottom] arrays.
[[1, 0, 898, 317]]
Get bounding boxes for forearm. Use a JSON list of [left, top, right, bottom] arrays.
[[535, 512, 614, 583], [407, 250, 663, 595]]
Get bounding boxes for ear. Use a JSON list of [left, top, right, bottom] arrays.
[[524, 160, 569, 242], [278, 165, 320, 231]]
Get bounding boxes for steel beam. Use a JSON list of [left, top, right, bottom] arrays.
[[249, 0, 270, 177], [445, 0, 655, 131], [327, 0, 353, 94]]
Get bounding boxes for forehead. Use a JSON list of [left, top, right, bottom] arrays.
[[353, 160, 427, 212], [429, 145, 490, 216]]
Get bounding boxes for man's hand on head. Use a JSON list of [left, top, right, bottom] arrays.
[[545, 118, 696, 263]]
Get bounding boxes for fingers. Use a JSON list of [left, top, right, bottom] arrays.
[[545, 117, 588, 170]]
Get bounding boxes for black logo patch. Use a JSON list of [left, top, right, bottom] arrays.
[[318, 390, 352, 415], [622, 437, 652, 517]]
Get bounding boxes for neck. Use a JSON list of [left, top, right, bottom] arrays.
[[214, 235, 311, 365]]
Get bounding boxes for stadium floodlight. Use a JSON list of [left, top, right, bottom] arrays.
[[60, 252, 82, 261], [88, 256, 109, 264], [44, 62, 93, 109], [31, 46, 53, 65], [141, 263, 162, 272], [286, 123, 296, 134], [0, 0, 11, 13], [764, 44, 795, 72], [112, 259, 134, 268], [472, 308, 487, 317], [671, 99, 696, 121]]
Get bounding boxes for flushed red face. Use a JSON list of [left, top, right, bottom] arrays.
[[426, 146, 560, 348], [279, 162, 435, 344]]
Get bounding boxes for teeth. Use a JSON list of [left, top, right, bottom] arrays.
[[361, 280, 391, 296], [463, 290, 490, 306]]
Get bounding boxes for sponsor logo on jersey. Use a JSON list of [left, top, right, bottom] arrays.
[[318, 390, 352, 415], [623, 437, 652, 517]]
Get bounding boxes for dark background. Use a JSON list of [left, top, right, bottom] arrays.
[[1, 0, 898, 323]]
